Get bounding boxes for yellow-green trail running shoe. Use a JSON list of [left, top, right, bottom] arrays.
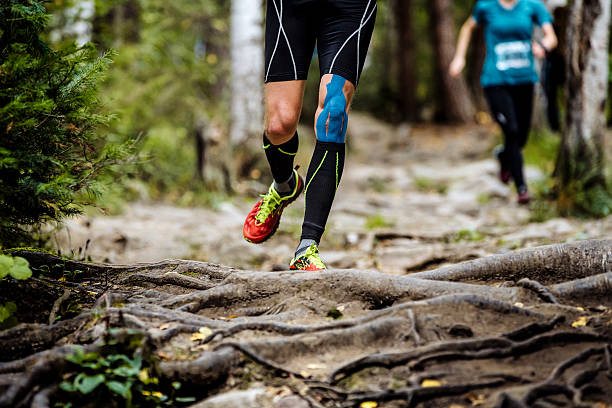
[[289, 243, 326, 271]]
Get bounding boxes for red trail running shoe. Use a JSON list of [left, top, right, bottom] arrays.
[[243, 169, 303, 244]]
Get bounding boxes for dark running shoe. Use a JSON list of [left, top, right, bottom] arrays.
[[517, 186, 531, 205], [243, 169, 304, 244], [494, 145, 511, 184]]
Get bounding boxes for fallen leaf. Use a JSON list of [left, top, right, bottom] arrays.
[[191, 327, 213, 341], [513, 302, 524, 308], [576, 306, 585, 311], [58, 277, 67, 282], [229, 315, 238, 319], [571, 316, 588, 328], [88, 291, 97, 296], [157, 351, 172, 360], [159, 323, 171, 330], [466, 392, 485, 405], [360, 402, 378, 408], [138, 369, 150, 382], [421, 379, 442, 387]]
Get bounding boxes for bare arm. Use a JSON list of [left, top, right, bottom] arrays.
[[449, 17, 478, 78], [533, 23, 558, 58]]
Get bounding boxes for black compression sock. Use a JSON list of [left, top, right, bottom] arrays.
[[301, 141, 345, 242], [263, 132, 299, 186]]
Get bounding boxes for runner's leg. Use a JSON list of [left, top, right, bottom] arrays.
[[484, 85, 526, 192], [296, 0, 377, 258], [243, 0, 316, 244], [262, 0, 317, 190], [298, 74, 355, 254], [264, 81, 305, 193]]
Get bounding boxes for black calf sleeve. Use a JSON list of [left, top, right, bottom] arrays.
[[263, 132, 299, 183], [301, 141, 345, 242]]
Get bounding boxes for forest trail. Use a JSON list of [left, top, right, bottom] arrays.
[[3, 115, 612, 407], [54, 113, 612, 269]]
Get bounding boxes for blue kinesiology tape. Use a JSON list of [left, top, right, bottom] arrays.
[[315, 75, 348, 143]]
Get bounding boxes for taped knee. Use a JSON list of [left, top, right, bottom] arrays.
[[316, 75, 348, 143]]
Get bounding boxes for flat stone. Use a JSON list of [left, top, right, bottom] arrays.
[[189, 388, 271, 408]]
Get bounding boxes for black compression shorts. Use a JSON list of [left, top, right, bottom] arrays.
[[264, 0, 377, 86]]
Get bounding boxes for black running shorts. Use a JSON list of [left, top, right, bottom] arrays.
[[264, 0, 377, 86]]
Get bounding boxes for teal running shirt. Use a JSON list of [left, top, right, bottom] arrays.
[[473, 0, 553, 87]]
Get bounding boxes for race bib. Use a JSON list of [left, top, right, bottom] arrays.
[[494, 41, 531, 71]]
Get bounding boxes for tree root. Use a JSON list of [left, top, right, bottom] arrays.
[[409, 331, 609, 370], [339, 378, 506, 407], [516, 279, 559, 304], [159, 348, 239, 385], [2, 240, 610, 407], [0, 316, 90, 361], [118, 271, 217, 290], [0, 345, 86, 408], [328, 318, 603, 384], [409, 240, 611, 284], [550, 272, 612, 301]]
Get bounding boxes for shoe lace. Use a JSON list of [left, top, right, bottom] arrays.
[[303, 244, 325, 269], [255, 185, 282, 224]]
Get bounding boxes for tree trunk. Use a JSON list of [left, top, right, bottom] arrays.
[[230, 0, 264, 145], [428, 0, 475, 123], [466, 25, 488, 113], [395, 0, 417, 121], [49, 1, 95, 46], [555, 0, 611, 214]]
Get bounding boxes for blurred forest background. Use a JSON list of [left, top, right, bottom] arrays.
[[41, 0, 611, 210], [2, 0, 611, 251]]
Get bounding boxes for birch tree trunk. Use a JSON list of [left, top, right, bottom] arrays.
[[428, 0, 475, 123], [230, 0, 264, 145], [555, 0, 611, 215], [50, 0, 95, 46]]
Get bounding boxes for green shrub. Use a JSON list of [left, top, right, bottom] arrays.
[[0, 254, 32, 329], [0, 1, 124, 246]]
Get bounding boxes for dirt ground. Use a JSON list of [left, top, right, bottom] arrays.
[[52, 113, 612, 270], [3, 115, 610, 408]]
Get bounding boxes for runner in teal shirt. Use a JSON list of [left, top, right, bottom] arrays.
[[450, 0, 557, 204], [473, 0, 553, 87]]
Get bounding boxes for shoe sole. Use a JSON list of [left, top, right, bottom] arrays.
[[244, 176, 304, 244]]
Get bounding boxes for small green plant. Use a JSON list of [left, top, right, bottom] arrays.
[[453, 229, 485, 242], [365, 214, 394, 230], [477, 193, 492, 205], [365, 176, 390, 193], [413, 177, 448, 195], [0, 254, 32, 329], [57, 330, 195, 407], [326, 308, 343, 320]]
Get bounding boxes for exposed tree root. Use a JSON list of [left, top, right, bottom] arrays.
[[551, 272, 612, 301], [0, 316, 90, 361], [516, 279, 559, 304], [409, 239, 611, 284], [339, 379, 507, 407], [2, 240, 611, 407]]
